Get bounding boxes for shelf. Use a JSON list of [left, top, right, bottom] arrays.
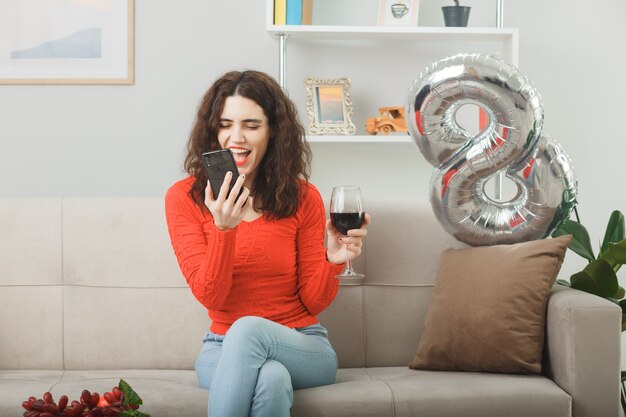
[[266, 0, 518, 146], [267, 24, 519, 67], [267, 25, 518, 42], [306, 135, 412, 143]]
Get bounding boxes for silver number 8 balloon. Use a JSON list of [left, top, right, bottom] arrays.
[[406, 53, 577, 246]]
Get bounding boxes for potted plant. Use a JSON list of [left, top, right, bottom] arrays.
[[442, 0, 471, 27], [552, 209, 626, 328]]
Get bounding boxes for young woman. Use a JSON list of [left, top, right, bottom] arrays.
[[165, 70, 370, 417]]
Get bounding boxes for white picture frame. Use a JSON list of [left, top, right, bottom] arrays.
[[377, 0, 420, 26], [0, 0, 134, 85], [304, 77, 356, 136]]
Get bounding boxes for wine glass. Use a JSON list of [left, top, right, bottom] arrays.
[[330, 186, 365, 279]]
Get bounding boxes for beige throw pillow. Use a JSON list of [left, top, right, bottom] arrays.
[[409, 235, 572, 374]]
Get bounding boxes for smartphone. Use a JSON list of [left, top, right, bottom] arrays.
[[201, 149, 244, 200]]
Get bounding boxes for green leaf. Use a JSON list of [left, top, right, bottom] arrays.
[[570, 259, 618, 298], [553, 219, 596, 261], [599, 240, 626, 268], [601, 210, 625, 253], [556, 278, 571, 287], [120, 411, 151, 417], [615, 286, 626, 300], [119, 379, 143, 406], [619, 299, 626, 314]]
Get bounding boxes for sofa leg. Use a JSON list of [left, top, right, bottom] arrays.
[[620, 371, 626, 415]]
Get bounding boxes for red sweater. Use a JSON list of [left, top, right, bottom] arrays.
[[165, 177, 343, 335]]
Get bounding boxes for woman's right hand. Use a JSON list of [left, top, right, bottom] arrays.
[[204, 171, 250, 231]]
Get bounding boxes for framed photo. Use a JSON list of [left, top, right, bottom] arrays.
[[0, 0, 134, 85], [304, 77, 356, 136], [377, 0, 419, 26]]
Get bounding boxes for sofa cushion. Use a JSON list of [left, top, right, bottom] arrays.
[[410, 235, 572, 374], [0, 198, 62, 286], [295, 367, 570, 417], [0, 286, 64, 370], [62, 286, 207, 370], [0, 371, 65, 417], [1, 370, 208, 417], [381, 368, 571, 417], [293, 368, 395, 417], [318, 285, 366, 368]]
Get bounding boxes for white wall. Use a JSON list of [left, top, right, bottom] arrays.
[[0, 1, 276, 198], [1, 0, 625, 353]]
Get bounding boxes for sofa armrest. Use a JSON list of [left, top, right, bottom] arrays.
[[544, 285, 621, 417]]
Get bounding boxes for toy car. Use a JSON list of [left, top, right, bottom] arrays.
[[365, 106, 408, 135]]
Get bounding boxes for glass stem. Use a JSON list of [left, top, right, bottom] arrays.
[[345, 243, 353, 270]]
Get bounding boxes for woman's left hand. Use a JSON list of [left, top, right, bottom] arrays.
[[326, 213, 371, 265]]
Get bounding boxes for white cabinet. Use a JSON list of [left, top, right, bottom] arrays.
[[265, 0, 518, 144]]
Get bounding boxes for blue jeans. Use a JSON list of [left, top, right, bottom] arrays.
[[195, 316, 338, 417]]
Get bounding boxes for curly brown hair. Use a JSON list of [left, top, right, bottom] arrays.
[[183, 70, 312, 219]]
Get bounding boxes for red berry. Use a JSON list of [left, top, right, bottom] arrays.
[[99, 396, 111, 407], [81, 390, 92, 406], [32, 399, 44, 410], [43, 392, 53, 403], [22, 401, 32, 411], [58, 395, 69, 411], [91, 392, 100, 407], [103, 392, 117, 404]]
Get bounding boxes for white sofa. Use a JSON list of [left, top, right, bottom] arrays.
[[0, 197, 621, 417]]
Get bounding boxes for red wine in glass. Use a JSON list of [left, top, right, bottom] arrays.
[[330, 212, 364, 236], [330, 186, 365, 279]]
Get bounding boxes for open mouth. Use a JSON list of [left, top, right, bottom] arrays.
[[229, 147, 251, 167]]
